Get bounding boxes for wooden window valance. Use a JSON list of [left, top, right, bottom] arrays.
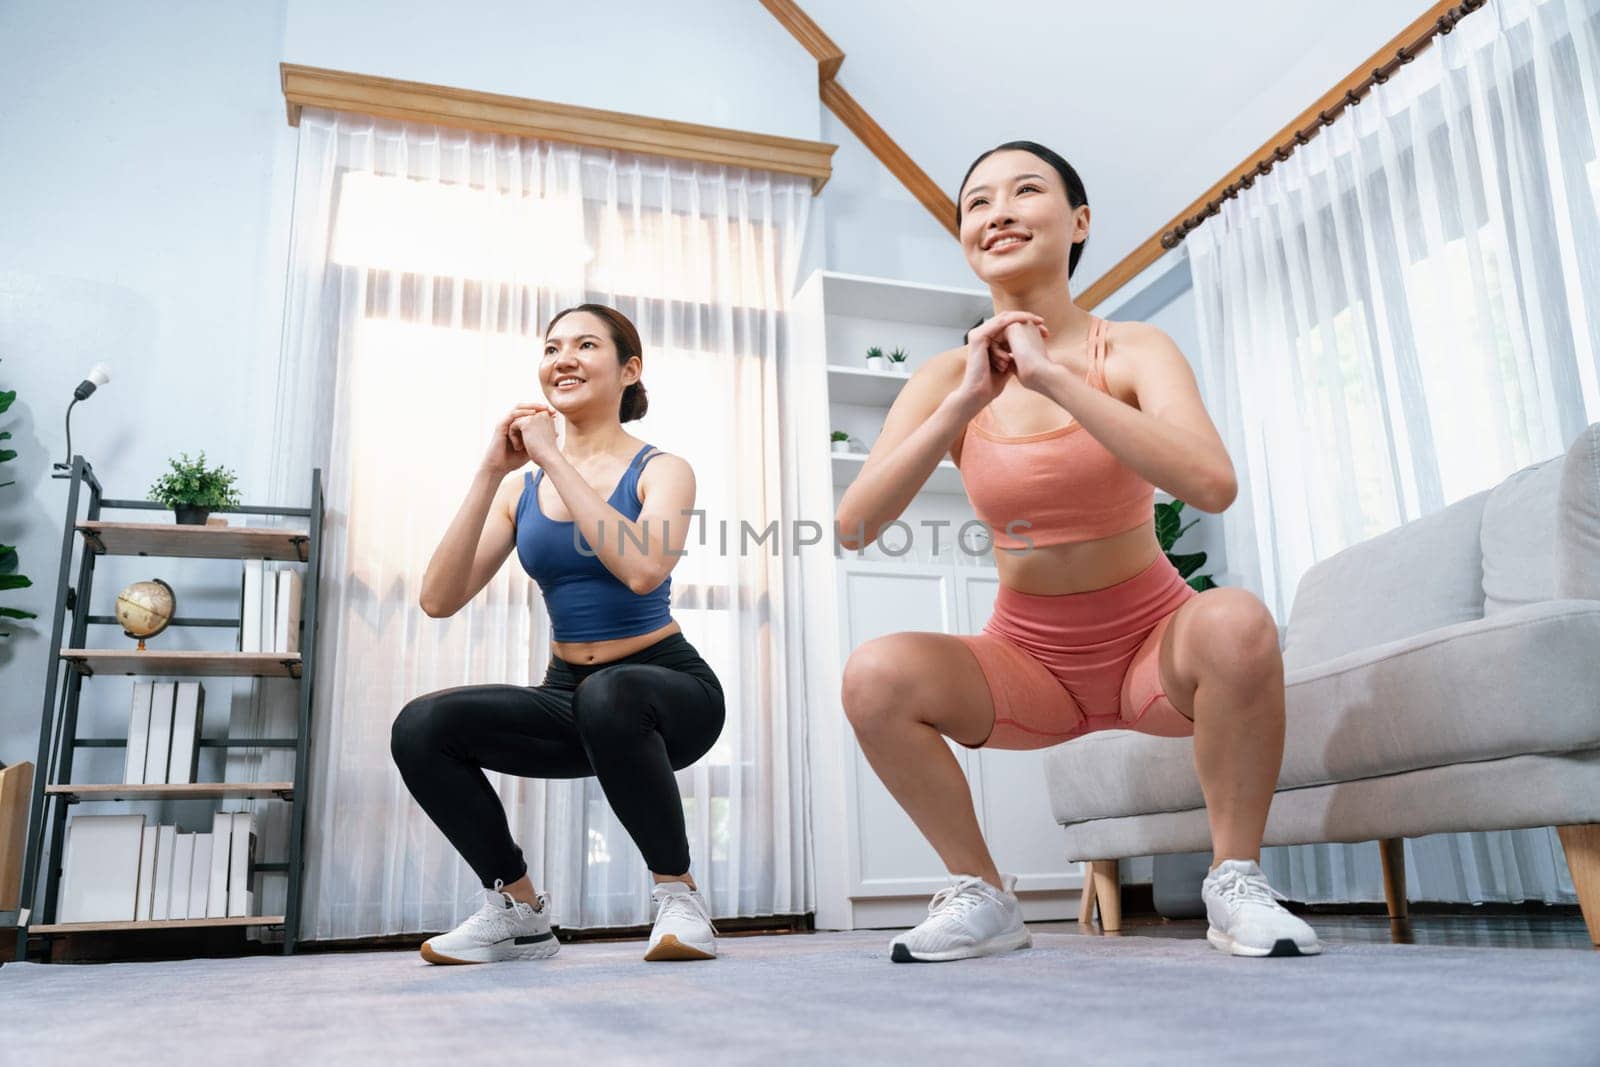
[[280, 63, 837, 193]]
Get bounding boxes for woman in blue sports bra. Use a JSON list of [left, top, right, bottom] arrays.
[[391, 304, 726, 966]]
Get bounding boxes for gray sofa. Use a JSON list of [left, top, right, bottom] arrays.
[[1045, 422, 1600, 944]]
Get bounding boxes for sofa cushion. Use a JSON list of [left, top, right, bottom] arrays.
[[1558, 422, 1600, 601], [1045, 599, 1600, 826], [1481, 456, 1563, 615], [1282, 490, 1488, 673]]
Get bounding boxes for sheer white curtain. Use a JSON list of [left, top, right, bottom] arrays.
[[1189, 0, 1600, 903], [262, 107, 812, 939]]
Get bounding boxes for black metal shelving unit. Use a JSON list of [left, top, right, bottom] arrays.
[[14, 456, 324, 959]]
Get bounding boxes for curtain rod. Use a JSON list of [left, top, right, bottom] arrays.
[[1161, 0, 1489, 250]]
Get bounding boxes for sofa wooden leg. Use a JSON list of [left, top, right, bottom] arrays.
[[1379, 837, 1408, 921], [1090, 860, 1121, 933], [1078, 862, 1096, 925], [1557, 824, 1600, 947]]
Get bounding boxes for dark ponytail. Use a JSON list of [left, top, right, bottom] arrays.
[[957, 140, 1090, 278], [545, 303, 648, 423]]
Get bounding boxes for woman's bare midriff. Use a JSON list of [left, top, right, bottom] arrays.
[[552, 618, 682, 666], [991, 520, 1163, 595]]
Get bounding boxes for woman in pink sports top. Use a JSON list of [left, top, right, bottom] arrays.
[[836, 141, 1322, 963]]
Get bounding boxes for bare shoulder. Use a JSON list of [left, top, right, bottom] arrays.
[[495, 469, 529, 520], [921, 346, 967, 382], [638, 450, 695, 496], [1100, 319, 1189, 404], [1104, 318, 1181, 356]]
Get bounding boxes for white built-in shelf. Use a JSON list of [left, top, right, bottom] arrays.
[[813, 270, 991, 326], [60, 649, 302, 679], [46, 782, 294, 803], [30, 915, 285, 935], [828, 365, 912, 407], [78, 521, 309, 562], [831, 452, 965, 496]]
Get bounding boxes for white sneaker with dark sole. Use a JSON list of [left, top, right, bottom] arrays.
[[1202, 859, 1323, 958], [420, 881, 559, 965], [644, 881, 717, 961], [890, 874, 1031, 963]]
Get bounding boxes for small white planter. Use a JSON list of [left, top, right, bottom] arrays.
[[889, 359, 910, 376], [831, 439, 852, 454], [864, 355, 886, 373]]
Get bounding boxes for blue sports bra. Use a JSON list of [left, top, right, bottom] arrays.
[[514, 443, 673, 642]]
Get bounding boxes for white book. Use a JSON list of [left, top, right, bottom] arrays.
[[206, 811, 232, 918], [134, 824, 160, 921], [226, 812, 256, 918], [124, 681, 154, 785], [166, 682, 205, 785], [274, 569, 302, 654], [240, 560, 264, 653], [259, 564, 277, 657], [143, 681, 177, 785], [168, 833, 195, 921], [188, 833, 213, 919], [150, 824, 178, 921], [59, 814, 145, 923]]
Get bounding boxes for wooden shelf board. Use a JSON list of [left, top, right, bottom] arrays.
[[60, 650, 303, 679], [46, 782, 294, 802], [78, 521, 309, 562], [30, 915, 285, 935]]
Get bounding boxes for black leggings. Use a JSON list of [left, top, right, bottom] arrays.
[[390, 632, 724, 885]]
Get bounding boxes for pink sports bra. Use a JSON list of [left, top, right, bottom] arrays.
[[956, 316, 1155, 550]]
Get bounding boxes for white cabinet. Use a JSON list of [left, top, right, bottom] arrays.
[[794, 268, 1083, 930]]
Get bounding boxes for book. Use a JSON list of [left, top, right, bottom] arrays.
[[143, 682, 177, 785], [134, 824, 159, 921], [188, 832, 213, 919], [226, 812, 256, 918], [124, 681, 154, 785], [240, 560, 264, 653], [206, 811, 232, 918], [260, 564, 277, 658], [168, 832, 195, 921], [150, 824, 178, 921], [274, 569, 302, 654], [166, 682, 205, 785], [59, 814, 145, 923]]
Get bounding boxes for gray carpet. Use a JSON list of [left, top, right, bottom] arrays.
[[2, 930, 1597, 1066]]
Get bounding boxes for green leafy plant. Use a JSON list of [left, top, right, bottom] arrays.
[[830, 430, 850, 443], [888, 347, 909, 364], [147, 451, 242, 510], [1, 358, 37, 635], [865, 346, 884, 363], [1156, 499, 1217, 592]]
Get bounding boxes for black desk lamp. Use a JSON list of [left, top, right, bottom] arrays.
[[53, 364, 111, 471]]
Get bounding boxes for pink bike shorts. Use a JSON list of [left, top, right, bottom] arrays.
[[954, 553, 1199, 750]]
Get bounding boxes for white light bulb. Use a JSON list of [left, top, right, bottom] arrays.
[[87, 363, 111, 387]]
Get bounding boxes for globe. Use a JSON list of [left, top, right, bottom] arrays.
[[115, 579, 175, 649]]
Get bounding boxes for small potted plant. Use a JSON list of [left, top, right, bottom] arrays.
[[831, 430, 852, 454], [148, 451, 241, 526], [864, 346, 886, 373], [888, 346, 910, 375]]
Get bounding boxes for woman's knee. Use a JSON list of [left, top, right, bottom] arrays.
[[1186, 589, 1281, 683], [572, 666, 652, 747], [390, 693, 452, 768], [840, 636, 919, 738]]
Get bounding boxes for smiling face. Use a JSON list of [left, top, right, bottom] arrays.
[[540, 309, 639, 417], [958, 149, 1090, 288]]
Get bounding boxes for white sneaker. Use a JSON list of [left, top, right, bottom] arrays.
[[420, 880, 560, 965], [1202, 859, 1323, 957], [644, 881, 717, 961], [890, 874, 1032, 963]]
